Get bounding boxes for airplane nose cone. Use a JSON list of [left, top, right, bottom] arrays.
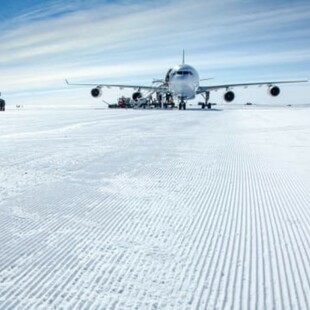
[[170, 78, 196, 99], [174, 75, 188, 85]]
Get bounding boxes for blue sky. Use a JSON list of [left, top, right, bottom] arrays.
[[1, 0, 310, 106]]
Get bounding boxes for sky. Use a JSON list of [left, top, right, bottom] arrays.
[[0, 0, 310, 106]]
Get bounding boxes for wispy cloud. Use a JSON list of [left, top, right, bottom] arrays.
[[1, 0, 309, 105]]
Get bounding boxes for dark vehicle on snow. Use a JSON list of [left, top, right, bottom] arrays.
[[0, 99, 5, 111]]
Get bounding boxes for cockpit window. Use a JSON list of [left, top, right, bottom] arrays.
[[176, 71, 192, 75]]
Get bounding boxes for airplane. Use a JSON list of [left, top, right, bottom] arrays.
[[66, 51, 308, 110]]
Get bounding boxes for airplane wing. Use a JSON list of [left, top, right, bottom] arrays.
[[65, 79, 167, 91], [196, 79, 308, 94]]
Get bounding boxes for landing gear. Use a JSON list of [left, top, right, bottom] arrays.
[[179, 101, 186, 110], [201, 91, 211, 109], [178, 97, 186, 110]]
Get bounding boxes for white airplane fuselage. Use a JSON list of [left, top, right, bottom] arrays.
[[167, 64, 200, 101]]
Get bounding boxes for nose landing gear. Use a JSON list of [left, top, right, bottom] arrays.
[[178, 97, 186, 110]]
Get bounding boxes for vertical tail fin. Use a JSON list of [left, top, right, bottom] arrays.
[[182, 50, 185, 65]]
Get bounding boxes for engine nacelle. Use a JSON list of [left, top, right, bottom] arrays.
[[269, 86, 280, 97], [224, 91, 235, 102], [91, 87, 102, 98], [132, 91, 142, 101]]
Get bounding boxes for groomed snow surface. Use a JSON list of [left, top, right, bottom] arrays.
[[0, 105, 310, 309]]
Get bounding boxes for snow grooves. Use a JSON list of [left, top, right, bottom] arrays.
[[0, 108, 310, 309]]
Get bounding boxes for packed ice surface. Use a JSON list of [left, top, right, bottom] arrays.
[[0, 106, 310, 309]]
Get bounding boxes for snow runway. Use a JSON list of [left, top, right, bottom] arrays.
[[0, 106, 310, 309]]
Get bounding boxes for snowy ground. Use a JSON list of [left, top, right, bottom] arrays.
[[0, 105, 310, 309]]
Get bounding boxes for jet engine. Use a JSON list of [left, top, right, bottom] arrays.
[[132, 91, 142, 101], [224, 91, 235, 102], [269, 86, 280, 97], [91, 87, 102, 98]]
